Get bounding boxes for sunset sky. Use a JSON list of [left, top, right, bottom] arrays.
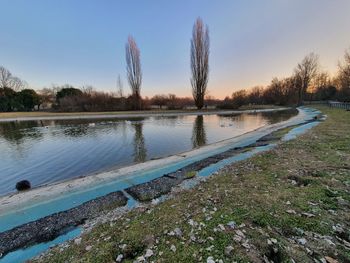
[[1, 0, 350, 99]]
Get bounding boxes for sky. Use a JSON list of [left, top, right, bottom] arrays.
[[1, 0, 350, 99]]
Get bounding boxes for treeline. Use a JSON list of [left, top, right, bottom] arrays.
[[218, 50, 350, 109], [0, 67, 41, 111]]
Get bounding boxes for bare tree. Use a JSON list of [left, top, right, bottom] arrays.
[[10, 77, 27, 91], [0, 66, 13, 88], [336, 49, 350, 101], [117, 74, 124, 98], [125, 36, 142, 109], [294, 53, 319, 105], [190, 17, 210, 109], [0, 66, 26, 91]]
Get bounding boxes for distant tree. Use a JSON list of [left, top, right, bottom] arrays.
[[0, 87, 17, 111], [231, 90, 247, 108], [248, 86, 264, 105], [151, 94, 168, 109], [37, 87, 56, 109], [336, 49, 350, 101], [17, 89, 41, 111], [0, 67, 12, 88], [56, 86, 83, 102], [0, 66, 26, 91], [190, 17, 210, 109], [294, 53, 319, 105], [167, 94, 177, 109], [125, 36, 142, 110]]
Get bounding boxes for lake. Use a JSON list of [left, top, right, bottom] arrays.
[[0, 110, 297, 195]]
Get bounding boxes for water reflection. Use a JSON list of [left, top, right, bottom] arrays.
[[132, 122, 147, 162], [63, 125, 88, 137], [0, 121, 43, 144], [0, 110, 297, 195], [191, 115, 207, 148]]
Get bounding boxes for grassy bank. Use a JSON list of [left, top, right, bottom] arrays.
[[32, 105, 350, 263]]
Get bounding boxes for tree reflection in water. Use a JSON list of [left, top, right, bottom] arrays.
[[0, 121, 43, 144], [132, 122, 147, 162], [191, 115, 207, 148]]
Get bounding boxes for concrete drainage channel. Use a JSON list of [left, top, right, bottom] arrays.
[[0, 107, 324, 262]]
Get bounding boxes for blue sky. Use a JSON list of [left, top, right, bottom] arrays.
[[1, 0, 350, 98]]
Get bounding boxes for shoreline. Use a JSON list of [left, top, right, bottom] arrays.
[[0, 107, 314, 219], [0, 107, 288, 122]]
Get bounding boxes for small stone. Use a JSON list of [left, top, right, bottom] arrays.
[[207, 256, 215, 263], [297, 238, 307, 245], [227, 221, 236, 229], [151, 198, 160, 205], [235, 230, 245, 237], [301, 212, 315, 218], [286, 201, 291, 205], [170, 244, 176, 252], [270, 238, 278, 244], [116, 254, 123, 262], [85, 245, 92, 251], [174, 227, 182, 237], [136, 255, 145, 262], [218, 224, 225, 231], [224, 245, 234, 256], [188, 219, 196, 226], [74, 238, 82, 245], [286, 209, 297, 214], [242, 241, 250, 249], [206, 245, 214, 251], [145, 249, 153, 258], [233, 235, 242, 243]]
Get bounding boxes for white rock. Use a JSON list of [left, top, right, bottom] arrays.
[[206, 245, 214, 251], [151, 198, 160, 205], [242, 241, 250, 249], [85, 245, 92, 251], [207, 256, 215, 263], [174, 227, 182, 237], [145, 249, 153, 258], [116, 254, 123, 262], [218, 224, 225, 231], [136, 255, 145, 262], [224, 245, 234, 256], [297, 238, 307, 245], [233, 235, 242, 243], [270, 238, 278, 244], [170, 244, 176, 252], [74, 238, 82, 245], [227, 221, 236, 229]]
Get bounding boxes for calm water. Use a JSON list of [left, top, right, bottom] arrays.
[[0, 110, 296, 195]]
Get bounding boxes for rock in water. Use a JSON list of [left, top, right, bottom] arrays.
[[15, 180, 31, 191]]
